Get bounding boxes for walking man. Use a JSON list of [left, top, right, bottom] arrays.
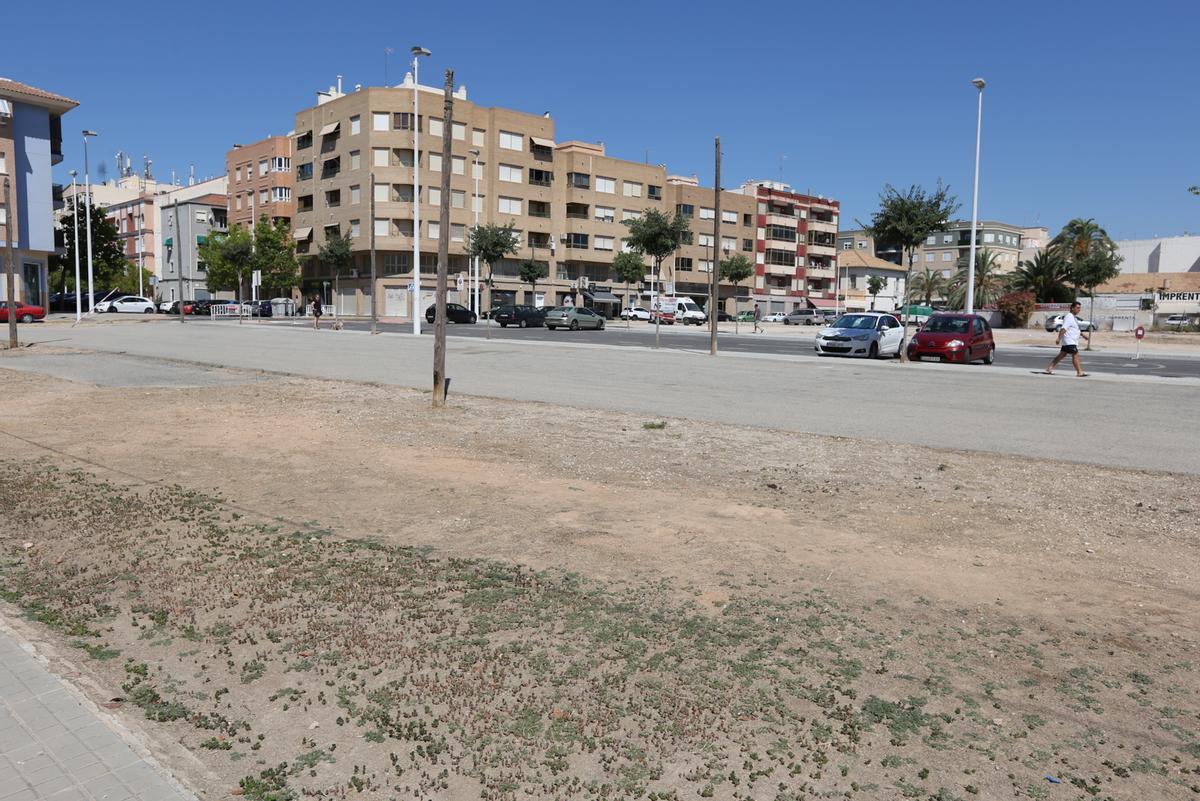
[[1045, 301, 1089, 376], [753, 304, 764, 334]]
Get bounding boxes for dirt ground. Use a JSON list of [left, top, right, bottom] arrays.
[[1, 351, 1198, 800]]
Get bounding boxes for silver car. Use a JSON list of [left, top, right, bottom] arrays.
[[814, 312, 905, 358], [545, 306, 606, 330]]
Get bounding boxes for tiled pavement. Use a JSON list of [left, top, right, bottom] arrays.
[[0, 628, 195, 801]]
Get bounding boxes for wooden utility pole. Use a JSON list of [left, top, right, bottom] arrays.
[[432, 69, 454, 407], [4, 177, 17, 349], [710, 137, 720, 356]]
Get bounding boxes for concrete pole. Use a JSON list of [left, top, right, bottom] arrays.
[[710, 137, 720, 356], [965, 79, 985, 314], [4, 177, 17, 349], [369, 172, 378, 334], [83, 133, 96, 311], [432, 69, 453, 407], [174, 197, 185, 324]]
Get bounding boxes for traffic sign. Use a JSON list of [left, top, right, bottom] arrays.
[[407, 281, 415, 291], [1134, 325, 1145, 340], [456, 274, 464, 292]]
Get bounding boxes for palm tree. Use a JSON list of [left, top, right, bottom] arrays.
[[1051, 218, 1122, 349], [1010, 250, 1072, 303], [948, 248, 1007, 310], [866, 275, 886, 310], [908, 267, 947, 306], [1052, 218, 1108, 265]]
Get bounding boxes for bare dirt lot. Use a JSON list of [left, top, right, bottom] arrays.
[[1, 352, 1198, 800]]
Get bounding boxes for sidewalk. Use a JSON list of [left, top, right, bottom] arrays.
[[0, 622, 195, 801]]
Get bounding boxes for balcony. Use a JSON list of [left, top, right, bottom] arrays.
[[766, 213, 796, 229], [764, 263, 795, 277], [565, 202, 589, 220], [807, 266, 835, 279], [807, 218, 838, 234]]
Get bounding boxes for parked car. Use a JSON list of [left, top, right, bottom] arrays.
[[907, 313, 995, 364], [95, 295, 156, 314], [814, 312, 904, 358], [492, 304, 546, 328], [784, 308, 824, 325], [157, 300, 174, 314], [0, 301, 46, 323], [1163, 314, 1192, 329], [736, 310, 756, 322], [425, 302, 477, 324], [762, 312, 786, 323], [545, 306, 606, 330], [1045, 313, 1095, 332], [620, 306, 652, 321], [715, 310, 735, 322]]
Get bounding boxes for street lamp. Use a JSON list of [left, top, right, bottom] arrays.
[[965, 77, 986, 314], [411, 45, 431, 336], [68, 170, 82, 321], [82, 130, 98, 311], [469, 148, 481, 314]]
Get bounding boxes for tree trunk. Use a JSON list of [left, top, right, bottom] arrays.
[[625, 280, 631, 328], [898, 248, 914, 363], [432, 69, 453, 407]]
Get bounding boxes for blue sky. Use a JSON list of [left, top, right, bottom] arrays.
[[10, 0, 1198, 240]]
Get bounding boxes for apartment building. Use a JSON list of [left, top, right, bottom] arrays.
[[0, 78, 77, 307], [664, 176, 756, 311], [227, 136, 294, 230], [839, 220, 1027, 278], [158, 187, 229, 302]]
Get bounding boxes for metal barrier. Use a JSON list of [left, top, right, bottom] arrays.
[[210, 304, 242, 320]]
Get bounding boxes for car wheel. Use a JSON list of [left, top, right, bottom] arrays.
[[108, 306, 119, 313], [869, 342, 879, 359], [983, 346, 994, 365], [143, 307, 154, 314], [470, 314, 477, 324], [499, 322, 507, 328], [570, 320, 579, 330], [518, 319, 526, 328], [598, 320, 605, 330], [19, 314, 34, 323]]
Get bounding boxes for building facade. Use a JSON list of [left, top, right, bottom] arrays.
[[159, 191, 228, 302], [0, 78, 77, 307], [1116, 234, 1200, 275], [835, 249, 907, 312], [227, 136, 294, 231]]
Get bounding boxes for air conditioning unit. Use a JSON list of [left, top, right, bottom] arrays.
[[0, 99, 11, 119], [559, 233, 568, 242]]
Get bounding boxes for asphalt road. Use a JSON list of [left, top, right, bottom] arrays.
[[258, 318, 1200, 379], [8, 321, 1199, 474]]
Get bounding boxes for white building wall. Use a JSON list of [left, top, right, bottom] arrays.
[[1117, 235, 1200, 275]]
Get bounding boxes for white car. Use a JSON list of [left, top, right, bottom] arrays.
[[1163, 314, 1192, 328], [96, 295, 156, 314], [620, 307, 651, 321], [814, 312, 904, 358], [762, 312, 786, 323], [1044, 313, 1095, 332]]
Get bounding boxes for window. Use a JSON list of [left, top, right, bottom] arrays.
[[323, 189, 339, 207], [350, 115, 361, 135], [472, 128, 485, 146], [451, 156, 465, 175], [699, 207, 715, 220], [699, 260, 713, 273], [675, 257, 693, 270], [234, 194, 242, 210], [943, 234, 952, 243], [499, 164, 522, 183], [374, 218, 390, 237], [296, 131, 313, 150], [373, 112, 389, 131], [698, 233, 714, 247], [765, 225, 795, 241], [623, 181, 643, 197], [195, 209, 207, 223], [678, 230, 694, 245], [595, 206, 615, 223], [856, 241, 866, 249], [451, 223, 465, 242], [271, 156, 290, 172], [743, 238, 753, 252], [452, 190, 466, 209], [647, 185, 662, 200], [350, 150, 361, 170], [428, 118, 444, 137], [372, 148, 388, 168], [565, 233, 588, 249], [350, 185, 360, 205], [235, 166, 241, 182], [765, 249, 794, 266], [260, 189, 269, 204], [722, 237, 737, 252], [722, 210, 737, 224], [428, 187, 441, 205], [567, 172, 590, 189], [428, 221, 440, 239], [622, 209, 639, 221], [595, 236, 614, 251], [452, 122, 466, 141], [984, 232, 995, 243], [393, 112, 418, 130], [259, 160, 268, 177], [925, 253, 934, 262], [841, 241, 852, 250], [676, 203, 694, 218], [596, 176, 616, 194], [374, 182, 389, 202], [528, 168, 552, 186], [942, 252, 952, 261], [428, 153, 442, 172], [499, 130, 523, 150], [498, 196, 522, 215], [926, 235, 936, 245], [471, 161, 482, 179], [349, 219, 360, 238], [743, 213, 753, 226]]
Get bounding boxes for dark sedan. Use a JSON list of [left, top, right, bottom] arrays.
[[492, 304, 546, 328], [425, 303, 477, 324]]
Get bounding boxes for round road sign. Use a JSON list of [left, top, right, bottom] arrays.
[[1135, 326, 1146, 340]]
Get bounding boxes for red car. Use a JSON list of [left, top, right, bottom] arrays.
[[0, 301, 46, 323], [906, 313, 995, 364]]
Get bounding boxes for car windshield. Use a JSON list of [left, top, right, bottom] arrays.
[[830, 315, 877, 330], [924, 316, 970, 333]]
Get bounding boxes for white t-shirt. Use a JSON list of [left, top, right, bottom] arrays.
[[1061, 313, 1081, 346]]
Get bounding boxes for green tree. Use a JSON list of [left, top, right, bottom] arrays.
[[49, 199, 129, 294], [611, 251, 647, 328], [200, 224, 253, 302], [948, 248, 1007, 310], [719, 253, 754, 335], [517, 258, 548, 306], [467, 222, 521, 338], [1010, 249, 1073, 303], [866, 275, 887, 310], [1052, 218, 1123, 347], [251, 217, 300, 297], [859, 181, 959, 361], [622, 209, 690, 347], [908, 267, 947, 306], [319, 227, 353, 311]]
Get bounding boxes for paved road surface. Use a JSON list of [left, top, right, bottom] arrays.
[[8, 322, 1198, 474]]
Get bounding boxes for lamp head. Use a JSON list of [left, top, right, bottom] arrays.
[[971, 78, 986, 90], [82, 130, 98, 137], [411, 46, 431, 58], [468, 148, 480, 157], [68, 169, 78, 177]]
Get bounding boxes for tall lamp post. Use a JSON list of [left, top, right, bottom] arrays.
[[468, 148, 481, 314], [965, 77, 985, 314], [411, 45, 431, 336], [69, 170, 82, 321], [4, 177, 15, 349], [82, 130, 98, 311]]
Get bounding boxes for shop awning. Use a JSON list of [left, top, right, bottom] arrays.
[[585, 290, 621, 303], [196, 235, 207, 245], [530, 136, 555, 148], [319, 121, 340, 136], [163, 237, 172, 246], [808, 298, 837, 309], [293, 227, 313, 240]]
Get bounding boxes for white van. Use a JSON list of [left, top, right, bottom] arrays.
[[652, 296, 707, 325]]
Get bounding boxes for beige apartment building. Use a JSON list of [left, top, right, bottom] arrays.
[[292, 76, 839, 317], [226, 136, 294, 230]]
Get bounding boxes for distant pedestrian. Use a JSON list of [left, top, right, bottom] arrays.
[[753, 304, 764, 334], [311, 296, 323, 330], [1045, 301, 1089, 376]]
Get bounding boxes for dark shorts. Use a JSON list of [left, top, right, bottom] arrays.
[[1060, 344, 1078, 354]]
